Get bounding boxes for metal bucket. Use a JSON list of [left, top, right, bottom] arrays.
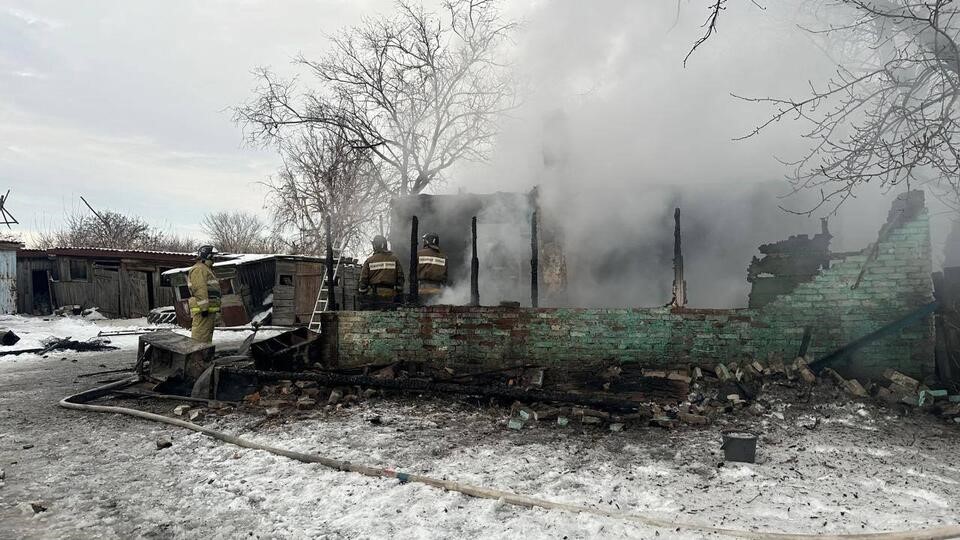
[[721, 430, 757, 463]]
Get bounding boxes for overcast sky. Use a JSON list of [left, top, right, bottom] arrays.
[[1, 0, 403, 242], [1, 0, 951, 264]]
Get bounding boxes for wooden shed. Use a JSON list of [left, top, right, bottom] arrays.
[[164, 254, 360, 328], [15, 247, 195, 317], [0, 240, 21, 314]]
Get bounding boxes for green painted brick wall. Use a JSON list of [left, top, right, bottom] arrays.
[[332, 212, 934, 381]]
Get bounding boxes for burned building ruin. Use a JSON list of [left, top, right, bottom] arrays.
[[317, 191, 937, 382], [747, 219, 833, 308], [388, 188, 567, 306]]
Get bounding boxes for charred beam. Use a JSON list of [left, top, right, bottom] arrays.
[[325, 214, 338, 311], [409, 215, 419, 305], [470, 216, 480, 306], [670, 207, 687, 308], [531, 210, 539, 308]]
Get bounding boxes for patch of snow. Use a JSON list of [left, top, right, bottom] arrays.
[[251, 308, 273, 326]]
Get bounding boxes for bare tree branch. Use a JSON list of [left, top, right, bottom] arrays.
[[265, 128, 391, 256], [689, 0, 960, 212], [235, 0, 518, 197]]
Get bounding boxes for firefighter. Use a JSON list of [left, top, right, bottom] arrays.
[[188, 245, 221, 343], [358, 235, 404, 308], [417, 232, 448, 305]]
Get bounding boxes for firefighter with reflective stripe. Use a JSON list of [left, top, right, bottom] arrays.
[[188, 245, 221, 343], [358, 235, 404, 306], [417, 232, 448, 305]]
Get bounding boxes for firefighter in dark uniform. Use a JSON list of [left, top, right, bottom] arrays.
[[417, 232, 448, 305], [358, 235, 404, 309]]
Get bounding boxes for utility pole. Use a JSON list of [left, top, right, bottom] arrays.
[[0, 190, 18, 229], [80, 196, 109, 227]]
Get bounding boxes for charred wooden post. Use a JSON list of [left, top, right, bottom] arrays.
[[531, 210, 539, 308], [470, 216, 480, 306], [325, 214, 338, 311], [409, 215, 419, 305], [670, 207, 687, 308]]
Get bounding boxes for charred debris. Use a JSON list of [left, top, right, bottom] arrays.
[[112, 326, 960, 434]]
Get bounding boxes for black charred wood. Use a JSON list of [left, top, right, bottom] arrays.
[[470, 216, 480, 306], [325, 214, 338, 311], [531, 210, 539, 308], [409, 215, 419, 304], [221, 367, 649, 412]]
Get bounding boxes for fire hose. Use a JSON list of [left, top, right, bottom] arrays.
[[59, 379, 960, 540]]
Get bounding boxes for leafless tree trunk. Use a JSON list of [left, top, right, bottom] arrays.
[[236, 0, 517, 197], [265, 128, 390, 257]]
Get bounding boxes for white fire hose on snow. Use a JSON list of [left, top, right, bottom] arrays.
[[59, 378, 960, 540]]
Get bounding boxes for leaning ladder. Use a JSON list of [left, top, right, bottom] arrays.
[[308, 241, 348, 332]]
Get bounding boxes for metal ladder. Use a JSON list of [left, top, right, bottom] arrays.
[[308, 240, 348, 332]]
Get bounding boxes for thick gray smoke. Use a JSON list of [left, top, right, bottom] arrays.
[[432, 0, 953, 308]]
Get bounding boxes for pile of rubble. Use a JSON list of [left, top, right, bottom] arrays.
[[241, 380, 377, 416], [133, 328, 958, 429], [504, 357, 960, 431]]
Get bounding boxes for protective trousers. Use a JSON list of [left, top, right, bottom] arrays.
[[418, 283, 443, 305], [191, 313, 216, 343]]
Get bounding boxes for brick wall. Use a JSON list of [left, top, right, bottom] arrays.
[[754, 210, 934, 379], [329, 203, 935, 381], [334, 307, 763, 372]]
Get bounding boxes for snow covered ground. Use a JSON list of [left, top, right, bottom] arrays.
[[1, 316, 959, 539], [0, 314, 278, 359], [0, 314, 153, 353]]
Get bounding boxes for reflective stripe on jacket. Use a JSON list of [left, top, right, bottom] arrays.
[[187, 261, 222, 315], [359, 251, 404, 293], [417, 246, 448, 285]]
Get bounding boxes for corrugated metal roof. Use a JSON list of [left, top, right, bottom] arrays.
[[161, 253, 329, 276], [16, 246, 196, 262], [49, 246, 195, 257]]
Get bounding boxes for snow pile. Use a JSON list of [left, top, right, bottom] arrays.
[[0, 315, 146, 357]]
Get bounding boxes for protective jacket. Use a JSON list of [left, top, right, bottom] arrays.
[[359, 250, 404, 297], [188, 261, 222, 316], [417, 245, 448, 287]]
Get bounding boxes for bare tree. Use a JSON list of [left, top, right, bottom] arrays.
[[35, 209, 199, 252], [688, 1, 960, 213], [236, 0, 517, 196], [201, 211, 272, 253], [266, 128, 390, 256], [150, 233, 199, 253]]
